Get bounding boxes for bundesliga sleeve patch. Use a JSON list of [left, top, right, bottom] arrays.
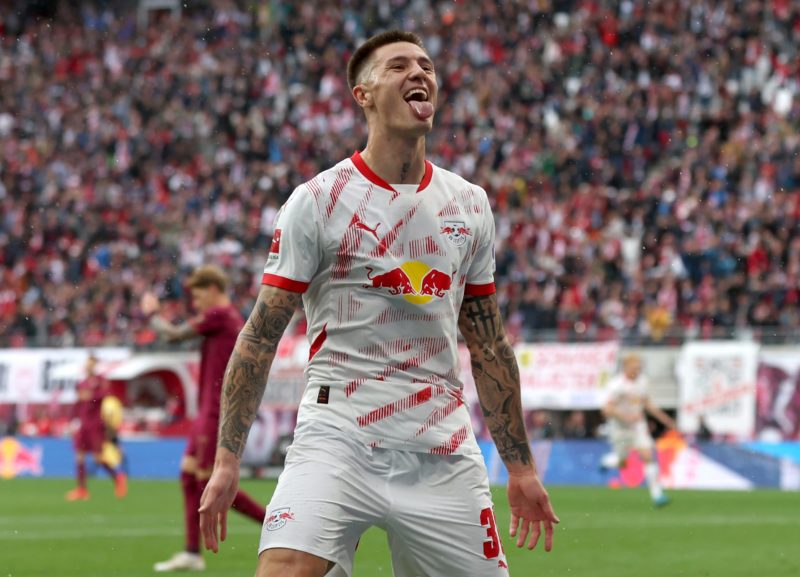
[[269, 229, 281, 259]]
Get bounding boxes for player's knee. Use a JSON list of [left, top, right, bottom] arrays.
[[256, 548, 332, 577]]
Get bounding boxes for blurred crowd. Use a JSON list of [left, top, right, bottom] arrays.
[[2, 0, 800, 347]]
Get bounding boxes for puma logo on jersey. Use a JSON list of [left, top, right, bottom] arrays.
[[352, 214, 380, 240]]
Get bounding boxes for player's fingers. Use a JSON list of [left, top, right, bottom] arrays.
[[544, 520, 554, 552], [219, 510, 228, 542], [541, 498, 560, 524], [509, 512, 519, 537], [527, 520, 541, 550], [199, 511, 218, 553], [515, 517, 530, 548]]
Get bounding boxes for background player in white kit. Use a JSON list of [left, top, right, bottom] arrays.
[[198, 30, 558, 576], [602, 353, 676, 507]]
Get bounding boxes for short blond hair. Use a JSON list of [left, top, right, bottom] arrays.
[[622, 353, 641, 369], [186, 265, 229, 292]]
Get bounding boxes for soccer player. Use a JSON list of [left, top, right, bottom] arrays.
[[142, 265, 266, 572], [602, 353, 676, 507], [199, 30, 558, 577], [66, 353, 128, 501]]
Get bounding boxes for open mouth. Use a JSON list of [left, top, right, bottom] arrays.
[[403, 88, 429, 103], [403, 88, 434, 120]]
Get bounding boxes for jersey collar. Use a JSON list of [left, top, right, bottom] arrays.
[[350, 151, 433, 193]]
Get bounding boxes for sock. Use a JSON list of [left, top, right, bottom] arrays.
[[232, 490, 266, 523], [181, 472, 201, 554], [77, 462, 87, 490], [644, 462, 664, 500], [101, 463, 119, 479]]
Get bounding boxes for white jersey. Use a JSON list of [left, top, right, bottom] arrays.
[[262, 152, 495, 455], [604, 372, 650, 431]]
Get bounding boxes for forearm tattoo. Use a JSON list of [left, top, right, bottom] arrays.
[[459, 294, 532, 467], [218, 286, 301, 458]]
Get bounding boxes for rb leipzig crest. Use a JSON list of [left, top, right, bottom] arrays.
[[440, 221, 471, 247], [265, 507, 295, 531]]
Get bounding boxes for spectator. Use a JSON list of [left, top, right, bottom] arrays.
[[527, 410, 556, 440], [562, 410, 592, 439]]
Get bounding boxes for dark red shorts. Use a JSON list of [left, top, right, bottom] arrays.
[[74, 423, 105, 454], [185, 420, 217, 472]]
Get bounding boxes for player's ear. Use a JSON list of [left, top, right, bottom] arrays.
[[353, 84, 372, 109]]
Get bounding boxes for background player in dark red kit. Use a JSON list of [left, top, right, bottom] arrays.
[[142, 265, 266, 572], [66, 353, 127, 501]]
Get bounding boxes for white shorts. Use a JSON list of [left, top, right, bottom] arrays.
[[609, 421, 654, 459], [259, 421, 510, 577]]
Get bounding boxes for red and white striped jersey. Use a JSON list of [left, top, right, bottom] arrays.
[[262, 151, 495, 454]]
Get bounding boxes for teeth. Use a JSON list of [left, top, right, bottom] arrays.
[[404, 88, 428, 101]]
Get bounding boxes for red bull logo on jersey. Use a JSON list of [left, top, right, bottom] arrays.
[[440, 220, 471, 247], [0, 437, 43, 479], [365, 261, 452, 305], [265, 507, 296, 531]]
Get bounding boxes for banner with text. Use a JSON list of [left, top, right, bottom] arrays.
[[512, 342, 620, 409], [677, 341, 759, 438]]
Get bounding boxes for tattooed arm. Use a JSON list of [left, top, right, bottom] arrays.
[[198, 285, 301, 552], [458, 293, 532, 472], [217, 285, 302, 457], [459, 293, 559, 551]]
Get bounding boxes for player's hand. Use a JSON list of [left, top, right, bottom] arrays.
[[67, 418, 80, 436], [198, 450, 240, 553], [140, 291, 160, 316], [507, 471, 559, 552]]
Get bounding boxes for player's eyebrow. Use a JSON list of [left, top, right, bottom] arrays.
[[384, 55, 435, 69]]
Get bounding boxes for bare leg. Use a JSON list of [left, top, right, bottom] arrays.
[[256, 548, 336, 577]]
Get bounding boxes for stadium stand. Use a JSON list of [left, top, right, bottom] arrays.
[[1, 0, 800, 347]]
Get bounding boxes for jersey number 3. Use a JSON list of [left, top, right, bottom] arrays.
[[480, 507, 502, 559]]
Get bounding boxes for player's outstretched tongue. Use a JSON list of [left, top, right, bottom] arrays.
[[409, 100, 434, 119]]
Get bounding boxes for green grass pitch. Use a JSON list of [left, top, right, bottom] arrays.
[[1, 478, 798, 577]]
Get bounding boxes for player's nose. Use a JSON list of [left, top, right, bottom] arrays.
[[407, 61, 429, 82]]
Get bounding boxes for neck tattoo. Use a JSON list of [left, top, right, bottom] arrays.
[[399, 162, 410, 183]]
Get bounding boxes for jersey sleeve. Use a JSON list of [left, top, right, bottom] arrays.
[[464, 189, 496, 296], [261, 185, 321, 293]]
